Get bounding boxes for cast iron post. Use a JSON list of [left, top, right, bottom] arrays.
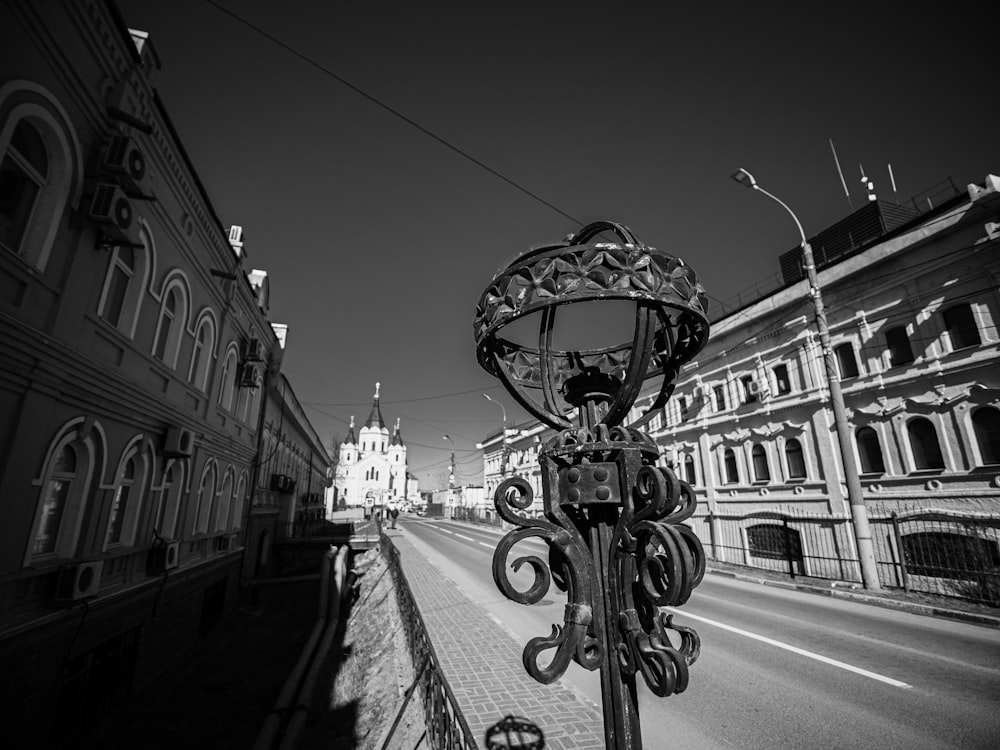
[[474, 221, 711, 749]]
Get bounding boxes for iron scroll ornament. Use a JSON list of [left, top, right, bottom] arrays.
[[476, 221, 709, 748], [491, 425, 704, 696]]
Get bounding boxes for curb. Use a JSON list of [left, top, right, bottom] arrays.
[[707, 568, 1000, 629]]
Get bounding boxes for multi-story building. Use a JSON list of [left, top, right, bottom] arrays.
[[480, 173, 1000, 599], [0, 2, 330, 744]]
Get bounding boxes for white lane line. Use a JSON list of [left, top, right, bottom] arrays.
[[454, 532, 475, 541], [478, 542, 493, 548], [664, 608, 911, 689]]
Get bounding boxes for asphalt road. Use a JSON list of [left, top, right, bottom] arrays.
[[399, 516, 1000, 750]]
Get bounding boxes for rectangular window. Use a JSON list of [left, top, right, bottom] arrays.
[[713, 385, 727, 412], [741, 375, 758, 404], [772, 364, 791, 395]]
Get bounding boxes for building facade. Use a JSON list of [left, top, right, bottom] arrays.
[[0, 2, 330, 744], [333, 383, 409, 510], [480, 174, 1000, 599]]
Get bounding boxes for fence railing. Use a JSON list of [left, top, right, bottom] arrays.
[[697, 506, 1000, 605], [455, 502, 1000, 606], [382, 534, 478, 750]]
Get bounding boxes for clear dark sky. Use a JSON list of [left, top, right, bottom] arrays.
[[117, 0, 996, 488]]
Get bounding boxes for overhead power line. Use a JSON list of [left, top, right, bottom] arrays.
[[202, 0, 582, 225]]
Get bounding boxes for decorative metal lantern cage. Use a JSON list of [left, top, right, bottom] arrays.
[[473, 221, 712, 750]]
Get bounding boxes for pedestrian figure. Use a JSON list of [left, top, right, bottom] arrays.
[[388, 500, 399, 529]]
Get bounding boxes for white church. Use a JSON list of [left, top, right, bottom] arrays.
[[330, 383, 411, 511]]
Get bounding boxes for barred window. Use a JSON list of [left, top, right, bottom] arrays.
[[902, 532, 1000, 580], [747, 524, 802, 562]]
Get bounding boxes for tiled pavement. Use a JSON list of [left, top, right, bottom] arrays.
[[385, 531, 606, 750]]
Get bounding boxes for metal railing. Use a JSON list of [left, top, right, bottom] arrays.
[[382, 534, 478, 750], [697, 505, 1000, 605]]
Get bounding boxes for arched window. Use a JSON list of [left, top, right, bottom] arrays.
[[751, 444, 770, 482], [230, 474, 247, 530], [214, 471, 233, 533], [943, 304, 981, 350], [784, 439, 806, 479], [885, 326, 914, 367], [194, 463, 217, 534], [908, 418, 944, 470], [105, 450, 148, 548], [683, 454, 696, 485], [834, 343, 859, 379], [0, 99, 75, 270], [188, 315, 215, 391], [33, 443, 76, 555], [972, 407, 1000, 465], [0, 119, 47, 255], [153, 285, 181, 365], [218, 346, 238, 411], [723, 448, 739, 485], [156, 461, 183, 539], [29, 422, 99, 561], [856, 426, 886, 474]]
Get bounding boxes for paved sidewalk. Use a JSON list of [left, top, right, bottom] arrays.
[[385, 530, 605, 750]]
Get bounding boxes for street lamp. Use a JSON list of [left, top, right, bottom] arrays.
[[730, 168, 881, 591], [475, 221, 710, 750], [483, 393, 509, 480], [443, 434, 456, 517]]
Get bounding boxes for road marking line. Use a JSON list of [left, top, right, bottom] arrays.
[[664, 608, 912, 688], [454, 532, 475, 541], [478, 542, 493, 548]]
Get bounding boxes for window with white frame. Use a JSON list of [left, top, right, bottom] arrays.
[[856, 426, 886, 474], [772, 364, 791, 395], [885, 326, 914, 367], [218, 346, 239, 411], [784, 438, 806, 479], [713, 384, 727, 412], [834, 343, 860, 379], [723, 448, 739, 484], [193, 463, 217, 534], [29, 424, 97, 561], [105, 449, 148, 548], [230, 474, 247, 530], [972, 407, 1000, 466], [155, 461, 183, 539], [152, 279, 189, 368], [942, 304, 981, 351], [0, 101, 74, 269], [214, 472, 233, 533], [751, 443, 770, 482], [907, 417, 945, 471], [683, 453, 696, 485], [740, 375, 758, 404], [188, 315, 216, 391]]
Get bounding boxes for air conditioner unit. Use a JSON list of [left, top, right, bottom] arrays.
[[88, 183, 140, 246], [164, 425, 194, 457], [102, 135, 149, 195], [239, 367, 260, 389], [747, 380, 762, 395], [214, 535, 231, 553], [243, 338, 264, 363], [54, 561, 104, 603], [147, 541, 180, 574], [229, 225, 244, 243]]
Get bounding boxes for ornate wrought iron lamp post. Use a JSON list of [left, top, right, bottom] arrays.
[[473, 221, 711, 749]]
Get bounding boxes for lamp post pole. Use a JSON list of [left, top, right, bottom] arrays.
[[443, 434, 456, 518], [483, 393, 509, 479], [731, 169, 881, 591], [476, 221, 710, 749]]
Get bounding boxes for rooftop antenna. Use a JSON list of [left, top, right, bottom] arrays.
[[887, 163, 899, 204], [859, 163, 877, 202], [829, 139, 853, 210]]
